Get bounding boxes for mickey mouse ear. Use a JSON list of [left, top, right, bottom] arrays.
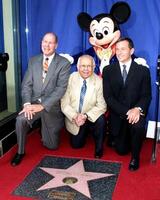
[[77, 12, 92, 32], [110, 2, 131, 24]]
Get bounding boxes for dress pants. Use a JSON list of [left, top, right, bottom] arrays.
[[70, 114, 106, 153], [16, 110, 60, 154], [114, 117, 146, 159]]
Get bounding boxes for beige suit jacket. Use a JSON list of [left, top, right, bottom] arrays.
[[61, 72, 107, 135]]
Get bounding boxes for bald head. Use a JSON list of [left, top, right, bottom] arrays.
[[77, 55, 95, 68]]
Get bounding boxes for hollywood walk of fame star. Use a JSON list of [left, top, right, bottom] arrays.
[[37, 160, 114, 199]]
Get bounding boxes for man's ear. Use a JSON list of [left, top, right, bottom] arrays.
[[77, 65, 80, 70], [131, 48, 135, 55]]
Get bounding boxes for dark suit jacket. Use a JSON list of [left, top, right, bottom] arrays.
[[21, 53, 70, 130], [102, 60, 152, 136]]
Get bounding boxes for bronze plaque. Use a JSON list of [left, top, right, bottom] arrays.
[[62, 177, 78, 184], [47, 190, 76, 200]]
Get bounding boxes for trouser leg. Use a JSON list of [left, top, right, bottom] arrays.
[[130, 117, 146, 159], [115, 120, 130, 155], [16, 112, 41, 154], [16, 114, 30, 154], [40, 112, 64, 150], [70, 123, 88, 148], [41, 125, 60, 150], [92, 114, 106, 153]]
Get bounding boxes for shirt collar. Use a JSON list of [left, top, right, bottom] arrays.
[[79, 75, 91, 85], [119, 59, 132, 73], [43, 53, 55, 66]]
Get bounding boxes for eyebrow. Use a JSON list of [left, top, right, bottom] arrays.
[[91, 23, 96, 27], [102, 20, 109, 24]]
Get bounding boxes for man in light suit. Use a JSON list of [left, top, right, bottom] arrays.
[[103, 37, 151, 171], [11, 32, 70, 166], [61, 55, 107, 158]]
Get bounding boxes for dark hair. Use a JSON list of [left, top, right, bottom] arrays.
[[116, 37, 134, 49]]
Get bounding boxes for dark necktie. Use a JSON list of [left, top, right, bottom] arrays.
[[79, 80, 87, 113], [122, 64, 127, 84]]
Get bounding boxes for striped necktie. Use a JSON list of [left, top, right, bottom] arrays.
[[42, 57, 49, 82], [43, 57, 49, 73], [79, 80, 87, 113]]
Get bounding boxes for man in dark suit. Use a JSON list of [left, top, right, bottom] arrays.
[[11, 32, 70, 166], [102, 37, 151, 171]]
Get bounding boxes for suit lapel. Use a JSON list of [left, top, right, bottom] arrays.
[[82, 75, 95, 110], [125, 61, 135, 86], [115, 63, 124, 85], [75, 75, 82, 110], [35, 55, 43, 89]]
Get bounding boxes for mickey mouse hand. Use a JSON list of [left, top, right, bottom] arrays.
[[134, 57, 149, 68], [59, 53, 74, 64]]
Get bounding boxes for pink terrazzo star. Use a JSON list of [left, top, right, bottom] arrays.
[[37, 160, 114, 199]]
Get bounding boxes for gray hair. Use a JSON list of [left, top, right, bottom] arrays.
[[77, 55, 95, 68]]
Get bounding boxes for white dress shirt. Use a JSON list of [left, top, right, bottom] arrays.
[[119, 59, 132, 75]]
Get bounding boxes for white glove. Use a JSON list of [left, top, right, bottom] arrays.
[[59, 53, 74, 64], [134, 57, 149, 68]]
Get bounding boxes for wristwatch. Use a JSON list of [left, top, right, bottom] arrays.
[[136, 107, 143, 113]]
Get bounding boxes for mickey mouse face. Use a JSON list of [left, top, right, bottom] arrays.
[[90, 17, 114, 40], [89, 17, 121, 48], [77, 2, 131, 48]]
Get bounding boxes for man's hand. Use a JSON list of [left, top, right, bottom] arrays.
[[72, 113, 87, 127], [29, 104, 44, 113], [126, 107, 141, 124], [19, 104, 44, 120]]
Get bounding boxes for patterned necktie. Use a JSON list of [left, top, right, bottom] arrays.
[[79, 80, 87, 113], [43, 57, 49, 73], [42, 57, 49, 82], [122, 64, 127, 84]]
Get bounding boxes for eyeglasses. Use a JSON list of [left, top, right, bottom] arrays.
[[79, 65, 93, 69]]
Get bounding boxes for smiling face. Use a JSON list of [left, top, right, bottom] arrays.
[[89, 16, 120, 47], [41, 33, 58, 56], [115, 40, 134, 63], [90, 17, 114, 40], [77, 55, 95, 79]]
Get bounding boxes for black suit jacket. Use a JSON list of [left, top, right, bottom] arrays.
[[102, 60, 152, 136]]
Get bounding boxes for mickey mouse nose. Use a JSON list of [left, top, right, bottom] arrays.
[[96, 32, 103, 40]]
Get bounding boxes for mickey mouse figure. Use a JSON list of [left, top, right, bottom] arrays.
[[77, 1, 131, 74]]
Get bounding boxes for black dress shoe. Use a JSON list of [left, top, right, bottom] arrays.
[[11, 153, 25, 166], [128, 158, 139, 171], [94, 150, 103, 159]]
